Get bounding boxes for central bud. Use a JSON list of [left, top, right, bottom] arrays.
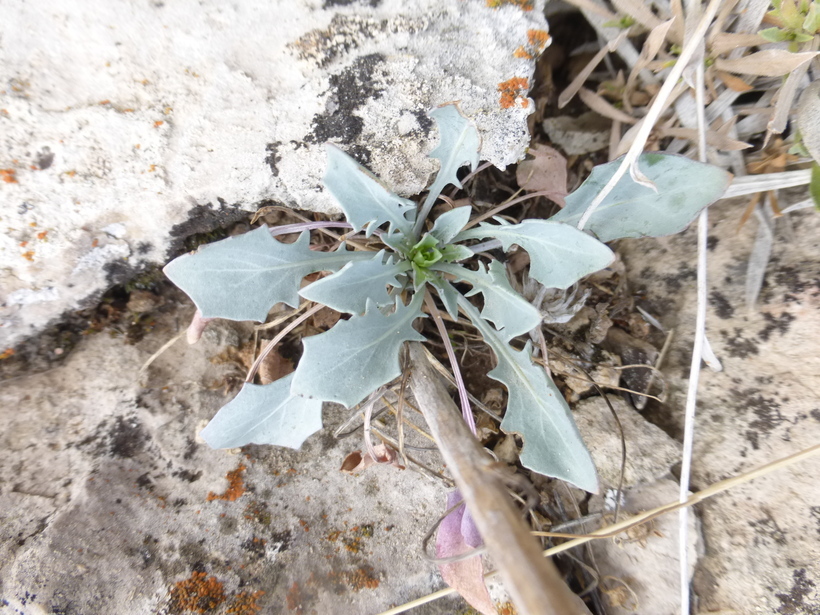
[[409, 234, 443, 269]]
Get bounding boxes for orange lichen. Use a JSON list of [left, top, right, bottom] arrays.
[[498, 77, 530, 109], [227, 591, 265, 614], [22, 250, 34, 261], [99, 99, 111, 105], [154, 120, 164, 127], [207, 463, 247, 502], [19, 241, 28, 247], [168, 571, 226, 614], [285, 582, 303, 612], [498, 601, 519, 615], [1, 169, 18, 183], [0, 348, 15, 360], [486, 0, 534, 10], [328, 566, 380, 592], [37, 231, 48, 240], [514, 29, 550, 59]]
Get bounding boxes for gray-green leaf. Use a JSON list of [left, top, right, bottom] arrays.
[[430, 206, 472, 244], [164, 227, 370, 321], [550, 153, 732, 241], [200, 374, 323, 450], [456, 220, 615, 289], [291, 294, 426, 407], [324, 145, 416, 236], [416, 105, 481, 229], [458, 294, 598, 493], [429, 275, 460, 320], [299, 251, 410, 314], [435, 261, 541, 341]]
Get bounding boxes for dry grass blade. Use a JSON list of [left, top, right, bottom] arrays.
[[558, 30, 629, 109], [708, 0, 741, 44], [658, 126, 751, 150], [722, 169, 812, 198], [562, 0, 617, 21], [612, 0, 663, 31], [709, 32, 768, 56], [714, 50, 819, 77], [139, 330, 185, 374], [767, 37, 819, 140], [578, 87, 637, 124], [625, 17, 676, 103]]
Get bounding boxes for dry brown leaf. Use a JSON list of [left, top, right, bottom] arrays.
[[715, 50, 819, 77], [258, 348, 294, 385], [515, 143, 568, 206], [558, 30, 629, 108], [709, 32, 767, 56], [340, 444, 404, 473], [312, 306, 341, 329], [437, 492, 495, 615], [579, 87, 637, 124], [715, 69, 754, 92]]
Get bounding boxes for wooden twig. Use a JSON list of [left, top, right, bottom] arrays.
[[407, 343, 592, 615]]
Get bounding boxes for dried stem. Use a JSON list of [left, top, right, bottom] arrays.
[[407, 343, 593, 615]]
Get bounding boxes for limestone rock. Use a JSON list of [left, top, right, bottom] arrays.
[[0, 305, 452, 614], [618, 198, 820, 614], [0, 0, 549, 349], [589, 479, 701, 615], [574, 395, 681, 489]]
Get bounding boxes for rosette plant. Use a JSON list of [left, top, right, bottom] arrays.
[[165, 103, 730, 492]]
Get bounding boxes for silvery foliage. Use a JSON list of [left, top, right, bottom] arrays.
[[165, 103, 731, 493]]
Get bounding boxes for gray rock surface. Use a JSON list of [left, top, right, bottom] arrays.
[[589, 479, 701, 615], [0, 0, 548, 349], [574, 395, 681, 489], [618, 198, 820, 614], [0, 306, 459, 614]]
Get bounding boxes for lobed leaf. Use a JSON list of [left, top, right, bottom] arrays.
[[200, 374, 323, 450], [430, 206, 472, 244], [164, 227, 371, 322], [324, 145, 416, 236], [434, 261, 541, 341], [291, 294, 426, 407], [456, 220, 615, 289], [550, 153, 732, 241], [299, 251, 410, 314], [416, 104, 481, 228], [429, 276, 460, 320], [458, 291, 598, 493]]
